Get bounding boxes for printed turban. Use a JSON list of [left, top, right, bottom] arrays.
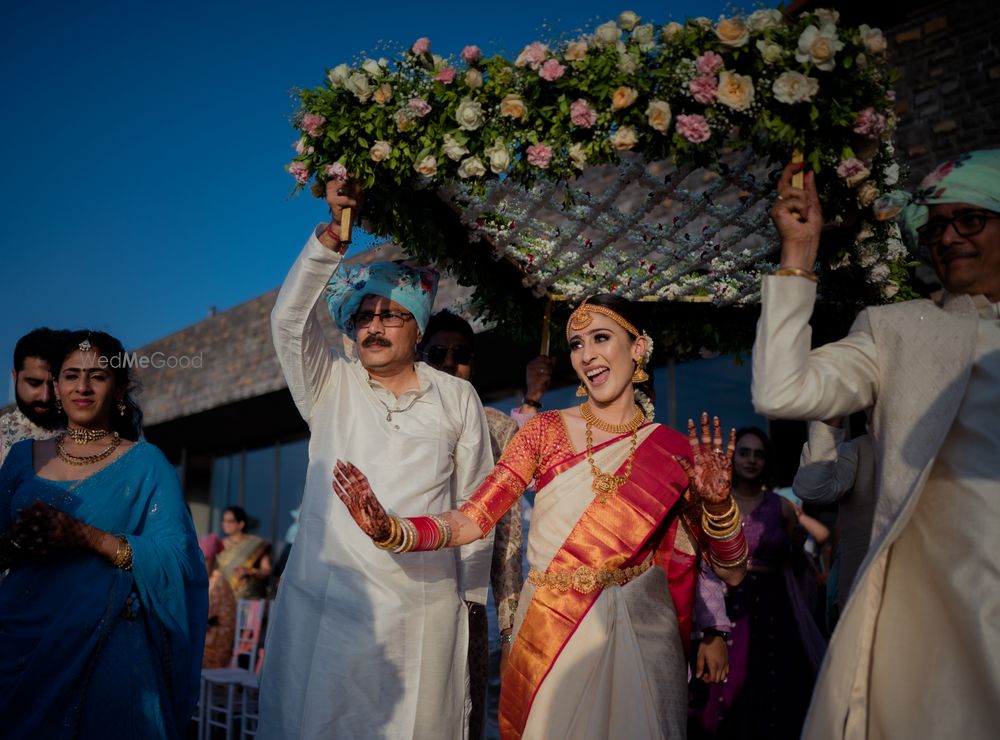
[[325, 260, 439, 335]]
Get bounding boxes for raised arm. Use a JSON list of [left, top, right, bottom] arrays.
[[793, 420, 862, 505], [270, 179, 359, 421]]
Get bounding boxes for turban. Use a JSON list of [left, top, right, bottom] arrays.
[[325, 260, 439, 336]]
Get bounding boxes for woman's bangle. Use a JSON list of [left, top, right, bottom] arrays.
[[520, 397, 542, 410], [498, 633, 513, 646], [773, 266, 818, 282], [112, 535, 133, 571]]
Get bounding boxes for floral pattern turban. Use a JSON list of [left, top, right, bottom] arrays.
[[325, 260, 439, 336]]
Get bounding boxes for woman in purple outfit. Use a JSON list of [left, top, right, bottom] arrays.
[[689, 427, 828, 740]]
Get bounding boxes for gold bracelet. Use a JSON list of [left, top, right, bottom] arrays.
[[702, 512, 742, 540], [112, 535, 133, 571], [373, 516, 402, 551], [397, 517, 416, 553], [773, 266, 818, 282], [430, 515, 451, 550], [701, 498, 737, 521]]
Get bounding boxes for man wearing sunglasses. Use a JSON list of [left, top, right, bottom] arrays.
[[753, 149, 1000, 740], [262, 179, 495, 740]]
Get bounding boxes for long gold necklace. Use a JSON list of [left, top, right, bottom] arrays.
[[57, 432, 121, 466], [66, 427, 112, 444], [581, 403, 645, 503]]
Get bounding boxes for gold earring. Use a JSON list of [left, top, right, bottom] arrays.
[[575, 383, 588, 397], [118, 400, 126, 416], [55, 398, 63, 412], [632, 360, 649, 384]]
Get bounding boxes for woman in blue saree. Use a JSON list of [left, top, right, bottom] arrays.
[[0, 330, 206, 739]]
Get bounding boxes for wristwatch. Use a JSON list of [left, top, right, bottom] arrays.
[[702, 627, 730, 640]]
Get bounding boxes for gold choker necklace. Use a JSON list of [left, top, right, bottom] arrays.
[[581, 403, 645, 502], [57, 432, 121, 466], [66, 428, 112, 444]]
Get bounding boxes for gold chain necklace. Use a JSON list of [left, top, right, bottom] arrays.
[[581, 403, 645, 503], [57, 432, 121, 466], [66, 427, 112, 444]]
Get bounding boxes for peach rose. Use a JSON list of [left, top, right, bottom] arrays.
[[715, 17, 749, 47], [716, 71, 755, 111], [500, 94, 527, 119], [611, 85, 639, 111], [646, 100, 672, 132], [373, 83, 393, 105], [414, 156, 438, 177], [610, 126, 638, 151]]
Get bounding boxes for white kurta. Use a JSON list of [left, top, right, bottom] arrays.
[[259, 228, 495, 740]]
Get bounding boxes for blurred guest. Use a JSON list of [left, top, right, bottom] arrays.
[[201, 533, 237, 669], [218, 505, 272, 599], [1, 328, 66, 465], [0, 330, 206, 738]]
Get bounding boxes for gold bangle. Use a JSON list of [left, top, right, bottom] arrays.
[[773, 267, 818, 283], [112, 535, 133, 571], [397, 517, 416, 553], [430, 515, 451, 550], [702, 512, 742, 540], [373, 516, 401, 551], [701, 498, 737, 521]]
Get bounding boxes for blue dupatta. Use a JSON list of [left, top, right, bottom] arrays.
[[0, 440, 207, 739]]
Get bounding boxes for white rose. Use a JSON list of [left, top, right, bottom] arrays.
[[414, 156, 438, 177], [344, 72, 373, 102], [328, 63, 351, 87], [455, 98, 484, 131], [814, 8, 840, 26], [457, 156, 486, 178], [859, 24, 887, 55], [617, 50, 638, 75], [370, 140, 392, 162], [756, 39, 785, 64], [465, 69, 483, 88], [772, 71, 820, 104], [646, 99, 672, 132], [361, 59, 383, 78], [633, 23, 655, 48], [795, 24, 844, 71], [747, 8, 783, 32], [442, 134, 469, 161], [594, 20, 620, 46], [868, 263, 890, 282], [485, 139, 511, 173], [610, 125, 638, 151], [618, 10, 640, 31], [717, 70, 755, 111], [858, 181, 880, 207], [568, 143, 587, 169], [662, 21, 684, 42], [883, 162, 900, 186], [882, 282, 899, 299], [693, 17, 712, 28]]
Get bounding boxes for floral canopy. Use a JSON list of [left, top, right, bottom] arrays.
[[288, 7, 909, 352]]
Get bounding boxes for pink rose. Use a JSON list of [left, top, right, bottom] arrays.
[[461, 45, 482, 63], [293, 138, 314, 156], [836, 158, 867, 179], [301, 113, 326, 137], [515, 41, 549, 70], [570, 99, 598, 128], [853, 107, 887, 138], [539, 58, 566, 82], [325, 163, 348, 180], [408, 98, 432, 117], [695, 51, 724, 75], [288, 161, 310, 185], [434, 67, 456, 84], [526, 143, 553, 168], [411, 37, 431, 55], [676, 114, 712, 143], [689, 75, 718, 105]]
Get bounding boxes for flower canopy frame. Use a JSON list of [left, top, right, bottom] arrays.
[[288, 8, 910, 353]]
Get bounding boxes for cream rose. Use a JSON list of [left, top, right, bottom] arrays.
[[442, 134, 469, 161], [618, 10, 640, 31], [344, 72, 373, 102], [611, 85, 639, 111], [594, 20, 620, 46], [772, 71, 820, 104], [457, 156, 486, 178], [455, 98, 484, 131], [859, 24, 887, 54], [617, 50, 638, 75], [717, 71, 755, 111], [369, 140, 391, 162], [414, 156, 438, 177], [814, 8, 840, 26], [465, 69, 483, 88], [795, 24, 844, 71], [858, 181, 880, 207], [328, 63, 351, 88], [485, 140, 511, 174], [646, 99, 672, 132], [361, 59, 383, 78], [373, 83, 393, 105], [565, 39, 589, 60], [748, 8, 783, 32], [715, 17, 749, 47], [568, 143, 587, 169], [756, 40, 785, 65], [662, 21, 684, 42], [610, 125, 639, 151], [500, 94, 527, 119]]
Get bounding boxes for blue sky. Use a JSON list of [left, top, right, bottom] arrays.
[[1, 0, 745, 402]]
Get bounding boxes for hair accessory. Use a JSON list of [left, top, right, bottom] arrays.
[[566, 300, 641, 341]]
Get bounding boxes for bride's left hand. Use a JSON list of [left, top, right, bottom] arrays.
[[674, 412, 735, 505]]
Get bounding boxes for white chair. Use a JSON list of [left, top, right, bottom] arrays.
[[200, 599, 267, 740]]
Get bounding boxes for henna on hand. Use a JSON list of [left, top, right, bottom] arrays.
[[331, 460, 391, 540], [673, 412, 735, 505]]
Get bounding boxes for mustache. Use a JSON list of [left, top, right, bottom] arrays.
[[362, 335, 393, 348]]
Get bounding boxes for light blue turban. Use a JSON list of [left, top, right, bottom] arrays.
[[876, 149, 1000, 253], [325, 260, 439, 336]]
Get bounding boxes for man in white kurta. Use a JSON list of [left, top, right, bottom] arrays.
[[753, 151, 1000, 739], [259, 181, 494, 739]]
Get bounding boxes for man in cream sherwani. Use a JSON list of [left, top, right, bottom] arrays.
[[753, 150, 1000, 740], [259, 178, 494, 739]]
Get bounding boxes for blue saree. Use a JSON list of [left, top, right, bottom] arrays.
[[0, 439, 207, 739]]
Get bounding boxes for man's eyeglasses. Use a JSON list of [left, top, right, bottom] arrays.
[[352, 310, 414, 329], [917, 210, 1000, 247], [424, 345, 473, 365]]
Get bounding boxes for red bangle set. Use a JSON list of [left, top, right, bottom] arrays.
[[410, 517, 440, 551], [708, 530, 747, 561]]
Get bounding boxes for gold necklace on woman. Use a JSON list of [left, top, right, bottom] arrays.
[[66, 427, 111, 444], [57, 432, 121, 466], [581, 402, 645, 503]]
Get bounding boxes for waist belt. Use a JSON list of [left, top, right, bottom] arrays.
[[527, 558, 653, 595]]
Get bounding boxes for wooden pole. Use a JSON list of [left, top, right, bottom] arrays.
[[540, 297, 552, 356]]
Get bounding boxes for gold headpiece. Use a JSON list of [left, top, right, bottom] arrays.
[[566, 299, 640, 341]]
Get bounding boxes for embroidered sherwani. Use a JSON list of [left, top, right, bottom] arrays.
[[259, 228, 495, 740], [753, 275, 1000, 740], [0, 409, 59, 467]]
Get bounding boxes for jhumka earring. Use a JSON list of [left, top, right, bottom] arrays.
[[575, 383, 588, 397], [632, 360, 649, 384], [118, 400, 127, 416]]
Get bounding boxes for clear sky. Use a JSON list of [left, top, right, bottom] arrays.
[[1, 0, 741, 401]]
